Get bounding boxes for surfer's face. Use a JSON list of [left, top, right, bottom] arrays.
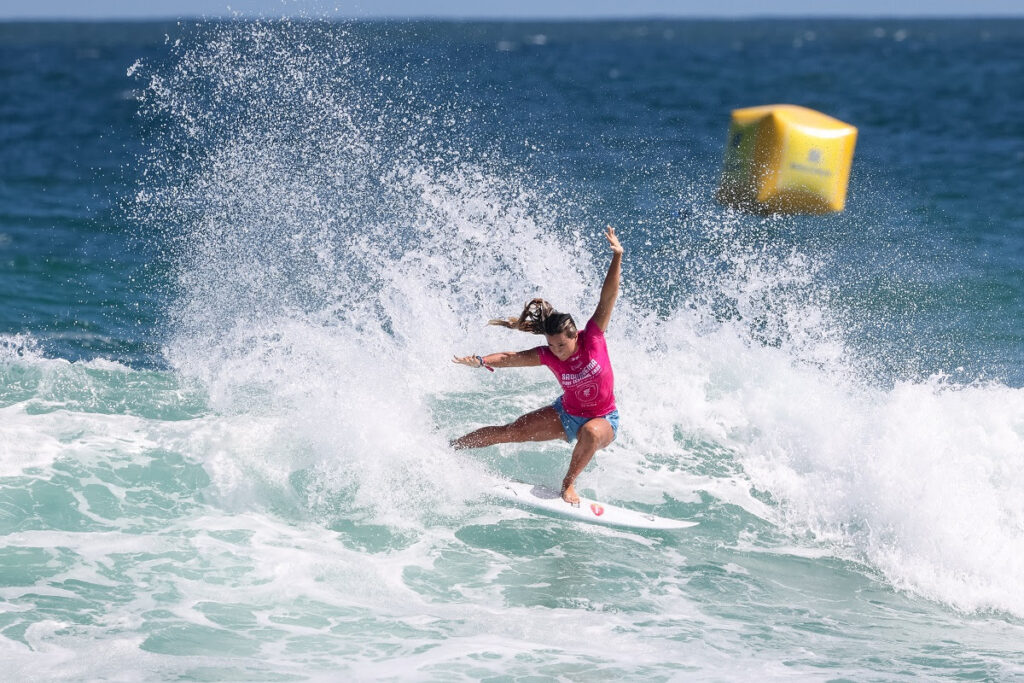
[[545, 332, 577, 361]]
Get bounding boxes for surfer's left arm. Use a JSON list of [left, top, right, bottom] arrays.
[[591, 225, 623, 332]]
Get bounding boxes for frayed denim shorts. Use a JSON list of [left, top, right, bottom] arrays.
[[552, 396, 619, 443]]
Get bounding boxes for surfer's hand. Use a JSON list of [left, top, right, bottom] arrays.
[[453, 355, 483, 368], [605, 225, 623, 255]]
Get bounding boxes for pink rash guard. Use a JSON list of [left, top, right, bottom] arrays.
[[535, 318, 616, 418]]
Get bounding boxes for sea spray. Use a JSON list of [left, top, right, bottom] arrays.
[[130, 20, 600, 525]]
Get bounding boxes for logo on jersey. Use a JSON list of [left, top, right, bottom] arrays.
[[575, 383, 598, 404], [560, 359, 601, 387]]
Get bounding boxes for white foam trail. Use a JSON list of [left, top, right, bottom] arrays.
[[0, 510, 831, 682]]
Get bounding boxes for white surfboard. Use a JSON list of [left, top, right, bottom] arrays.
[[492, 481, 697, 530]]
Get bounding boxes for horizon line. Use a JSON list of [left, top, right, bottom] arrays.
[[3, 13, 1024, 22]]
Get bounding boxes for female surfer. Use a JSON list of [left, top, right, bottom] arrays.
[[452, 225, 623, 505]]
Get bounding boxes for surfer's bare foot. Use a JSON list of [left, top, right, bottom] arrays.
[[561, 482, 580, 505]]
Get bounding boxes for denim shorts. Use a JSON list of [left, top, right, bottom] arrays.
[[552, 396, 620, 443]]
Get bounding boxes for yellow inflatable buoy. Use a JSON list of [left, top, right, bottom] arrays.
[[717, 104, 858, 214]]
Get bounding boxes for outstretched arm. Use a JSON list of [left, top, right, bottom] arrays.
[[452, 348, 541, 369], [591, 225, 623, 332]]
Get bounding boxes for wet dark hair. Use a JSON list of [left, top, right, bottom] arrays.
[[488, 298, 577, 338]]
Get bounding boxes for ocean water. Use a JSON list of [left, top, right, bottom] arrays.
[[1, 17, 1023, 680]]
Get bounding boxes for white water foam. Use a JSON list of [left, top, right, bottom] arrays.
[[612, 302, 1024, 615], [127, 20, 1024, 621]]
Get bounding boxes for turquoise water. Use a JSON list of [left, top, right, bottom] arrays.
[[1, 18, 1023, 680]]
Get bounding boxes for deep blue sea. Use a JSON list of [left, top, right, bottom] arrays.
[[1, 18, 1023, 680]]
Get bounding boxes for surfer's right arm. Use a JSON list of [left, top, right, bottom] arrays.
[[591, 224, 623, 332], [452, 348, 541, 369]]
